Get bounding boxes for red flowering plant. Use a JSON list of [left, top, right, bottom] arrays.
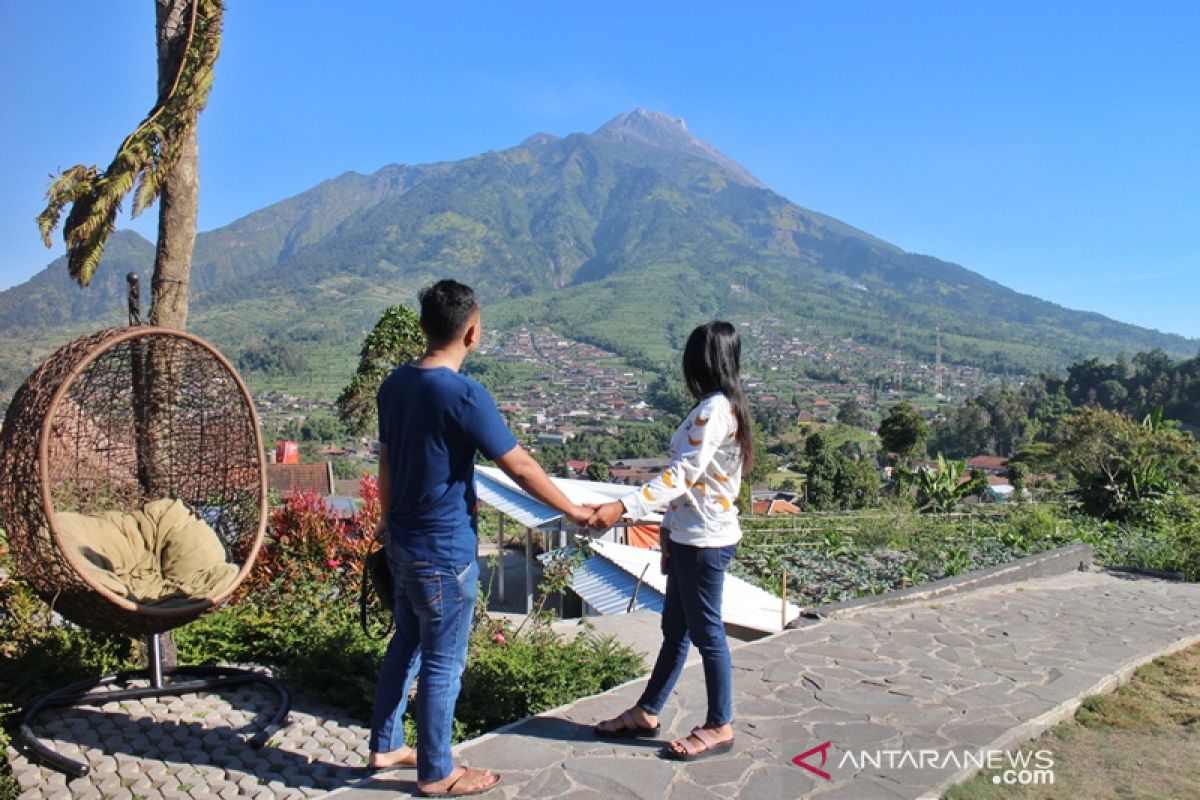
[[241, 473, 381, 597]]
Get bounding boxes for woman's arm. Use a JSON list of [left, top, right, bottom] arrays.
[[618, 399, 732, 521]]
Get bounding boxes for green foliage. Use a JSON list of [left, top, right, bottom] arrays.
[[584, 462, 610, 482], [0, 704, 14, 800], [36, 0, 224, 286], [646, 374, 691, 423], [1073, 510, 1200, 581], [536, 422, 675, 471], [928, 382, 1058, 459], [299, 409, 348, 443], [458, 620, 644, 739], [237, 336, 311, 376], [1005, 460, 1030, 500], [802, 433, 880, 511], [836, 398, 869, 429], [336, 305, 426, 435], [330, 457, 360, 480], [1054, 406, 1200, 521], [731, 506, 1077, 606], [1064, 349, 1200, 427], [896, 454, 989, 513], [878, 402, 929, 464]]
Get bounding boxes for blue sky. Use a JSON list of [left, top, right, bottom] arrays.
[[1, 1, 1197, 340]]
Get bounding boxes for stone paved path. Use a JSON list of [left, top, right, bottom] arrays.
[[8, 569, 1200, 799], [337, 569, 1200, 800]]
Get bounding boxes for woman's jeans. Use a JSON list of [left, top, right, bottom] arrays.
[[637, 540, 738, 726], [369, 550, 478, 782]]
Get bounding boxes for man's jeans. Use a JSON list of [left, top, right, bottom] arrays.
[[637, 541, 738, 726], [369, 550, 478, 782]]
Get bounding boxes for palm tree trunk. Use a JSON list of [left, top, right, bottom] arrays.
[[142, 0, 204, 669], [149, 0, 199, 330]]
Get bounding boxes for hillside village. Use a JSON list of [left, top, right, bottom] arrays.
[[247, 313, 1021, 511]]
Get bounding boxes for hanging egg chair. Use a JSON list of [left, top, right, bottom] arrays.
[[0, 323, 289, 777]]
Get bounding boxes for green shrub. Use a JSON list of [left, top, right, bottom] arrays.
[[457, 622, 644, 739], [178, 574, 644, 742], [1, 703, 17, 800]]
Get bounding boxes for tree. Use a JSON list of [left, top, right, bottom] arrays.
[[931, 403, 994, 458], [300, 410, 348, 443], [647, 374, 692, 423], [37, 0, 223, 330], [803, 434, 840, 510], [585, 462, 610, 482], [836, 457, 881, 509], [337, 305, 426, 435], [802, 433, 880, 510], [1006, 460, 1030, 502], [878, 402, 929, 464], [32, 3, 223, 668], [836, 398, 869, 429]]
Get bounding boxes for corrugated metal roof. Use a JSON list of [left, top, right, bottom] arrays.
[[473, 465, 662, 530], [586, 539, 803, 633], [474, 466, 562, 529], [570, 555, 664, 616]]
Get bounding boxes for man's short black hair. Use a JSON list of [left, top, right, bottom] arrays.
[[418, 279, 479, 345]]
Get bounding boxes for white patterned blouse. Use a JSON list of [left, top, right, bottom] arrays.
[[618, 392, 744, 548]]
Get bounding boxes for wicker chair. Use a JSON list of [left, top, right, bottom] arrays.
[[0, 326, 289, 777]]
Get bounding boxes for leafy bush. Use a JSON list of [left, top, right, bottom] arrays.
[[458, 618, 643, 739], [1074, 503, 1200, 581], [1054, 406, 1200, 521], [242, 474, 380, 597], [0, 705, 15, 800]]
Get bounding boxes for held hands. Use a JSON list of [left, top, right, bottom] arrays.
[[586, 500, 624, 531], [566, 503, 598, 527]]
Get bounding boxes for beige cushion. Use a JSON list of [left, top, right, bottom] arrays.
[[55, 499, 239, 606]]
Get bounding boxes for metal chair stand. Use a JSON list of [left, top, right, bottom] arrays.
[[18, 633, 291, 778]]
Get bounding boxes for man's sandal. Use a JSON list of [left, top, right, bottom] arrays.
[[418, 765, 501, 797], [659, 727, 735, 761], [594, 708, 661, 739], [366, 746, 418, 772]]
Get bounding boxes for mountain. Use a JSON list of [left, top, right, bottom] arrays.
[[1, 109, 1195, 399]]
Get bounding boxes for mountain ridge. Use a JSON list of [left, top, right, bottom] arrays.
[[0, 110, 1194, 400]]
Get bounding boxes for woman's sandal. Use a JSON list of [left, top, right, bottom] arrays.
[[594, 708, 661, 739], [659, 727, 735, 761], [418, 765, 501, 797]]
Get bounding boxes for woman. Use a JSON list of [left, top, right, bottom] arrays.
[[588, 320, 754, 761]]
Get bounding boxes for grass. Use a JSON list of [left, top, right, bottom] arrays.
[[766, 469, 803, 490], [944, 642, 1200, 799]]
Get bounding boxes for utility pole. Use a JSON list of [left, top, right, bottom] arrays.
[[934, 326, 943, 397]]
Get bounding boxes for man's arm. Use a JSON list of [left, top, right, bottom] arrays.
[[494, 445, 593, 525], [375, 442, 391, 541]]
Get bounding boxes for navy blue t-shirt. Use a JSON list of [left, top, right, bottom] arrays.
[[377, 365, 517, 567]]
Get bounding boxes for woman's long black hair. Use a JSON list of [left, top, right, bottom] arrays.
[[681, 321, 755, 471]]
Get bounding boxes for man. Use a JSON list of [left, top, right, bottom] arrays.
[[369, 279, 592, 797]]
